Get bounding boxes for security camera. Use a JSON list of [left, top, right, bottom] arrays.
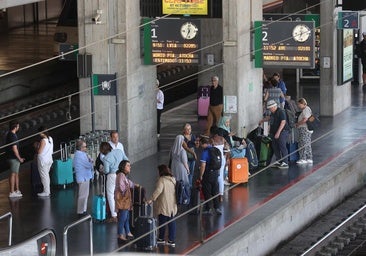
[[92, 9, 102, 24]]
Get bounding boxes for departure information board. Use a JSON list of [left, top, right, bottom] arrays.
[[254, 20, 315, 68], [143, 18, 201, 65]]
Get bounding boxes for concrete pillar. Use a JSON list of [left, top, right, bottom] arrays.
[[319, 0, 351, 116], [222, 0, 263, 135], [78, 0, 156, 162]]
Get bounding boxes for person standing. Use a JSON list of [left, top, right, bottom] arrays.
[[357, 32, 366, 86], [6, 120, 25, 198], [36, 126, 54, 197], [109, 130, 128, 158], [115, 160, 136, 242], [170, 135, 190, 186], [147, 164, 177, 247], [259, 100, 290, 169], [156, 79, 164, 138], [73, 140, 94, 217], [272, 72, 287, 108], [199, 137, 222, 215], [101, 142, 128, 223], [182, 123, 197, 187], [295, 98, 313, 165], [205, 76, 223, 136]]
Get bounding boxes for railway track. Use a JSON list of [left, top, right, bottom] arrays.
[[270, 187, 366, 256]]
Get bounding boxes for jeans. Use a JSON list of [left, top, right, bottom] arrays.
[[187, 160, 195, 187], [271, 129, 289, 164], [158, 214, 176, 242], [118, 209, 131, 236]]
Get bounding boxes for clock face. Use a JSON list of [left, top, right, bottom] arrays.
[[180, 22, 198, 40], [292, 24, 311, 42]]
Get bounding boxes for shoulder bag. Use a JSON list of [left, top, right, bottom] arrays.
[[306, 115, 320, 131]]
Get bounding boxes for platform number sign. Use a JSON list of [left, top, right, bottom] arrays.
[[337, 11, 359, 29]]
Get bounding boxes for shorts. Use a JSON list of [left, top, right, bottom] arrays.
[[7, 159, 20, 173]]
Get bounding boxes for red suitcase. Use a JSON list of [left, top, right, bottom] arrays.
[[229, 157, 249, 184]]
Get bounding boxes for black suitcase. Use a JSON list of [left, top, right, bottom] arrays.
[[134, 204, 156, 250], [130, 186, 147, 230]]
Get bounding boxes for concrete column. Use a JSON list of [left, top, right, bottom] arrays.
[[78, 0, 156, 162], [319, 0, 351, 116], [222, 0, 263, 135]]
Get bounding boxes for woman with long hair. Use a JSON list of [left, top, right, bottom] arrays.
[[148, 164, 177, 247]]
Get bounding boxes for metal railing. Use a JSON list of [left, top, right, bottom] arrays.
[[0, 212, 12, 246], [63, 214, 93, 256]]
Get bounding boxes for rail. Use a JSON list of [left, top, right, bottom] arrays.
[[63, 214, 93, 256], [0, 229, 56, 256], [300, 203, 366, 256], [0, 212, 12, 246]]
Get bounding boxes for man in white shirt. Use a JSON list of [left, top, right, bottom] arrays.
[[109, 130, 128, 159], [156, 79, 164, 138]]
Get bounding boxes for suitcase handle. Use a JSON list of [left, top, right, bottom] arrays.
[[60, 142, 69, 162]]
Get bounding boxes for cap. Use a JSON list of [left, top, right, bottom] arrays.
[[266, 100, 277, 109]]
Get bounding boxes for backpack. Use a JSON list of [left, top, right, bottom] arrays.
[[285, 109, 297, 129], [245, 138, 258, 171], [175, 179, 190, 205], [208, 147, 222, 170]]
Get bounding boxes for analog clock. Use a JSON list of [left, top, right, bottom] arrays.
[[180, 22, 198, 40], [292, 24, 311, 42]]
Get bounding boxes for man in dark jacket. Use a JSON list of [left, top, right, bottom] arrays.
[[357, 32, 366, 86], [259, 100, 290, 169], [204, 76, 223, 136]]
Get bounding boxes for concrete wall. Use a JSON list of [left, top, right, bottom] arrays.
[[222, 0, 263, 135], [192, 142, 366, 256], [78, 0, 156, 163], [320, 0, 351, 116]]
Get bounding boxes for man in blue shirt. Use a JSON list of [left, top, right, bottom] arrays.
[[73, 140, 94, 217], [100, 142, 128, 222], [199, 137, 222, 215], [272, 72, 287, 108]]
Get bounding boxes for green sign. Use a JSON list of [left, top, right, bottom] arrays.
[[337, 11, 359, 29]]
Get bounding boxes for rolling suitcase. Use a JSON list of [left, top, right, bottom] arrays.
[[92, 174, 107, 221], [197, 86, 210, 117], [287, 128, 299, 162], [130, 186, 147, 230], [258, 136, 273, 167], [52, 142, 74, 187], [228, 157, 249, 184], [134, 203, 157, 251]]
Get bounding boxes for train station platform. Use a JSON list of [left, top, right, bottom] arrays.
[[0, 83, 366, 255]]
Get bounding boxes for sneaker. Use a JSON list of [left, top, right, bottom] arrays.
[[307, 159, 313, 164], [296, 159, 307, 165], [167, 240, 175, 247], [15, 190, 22, 196], [273, 161, 281, 167], [224, 180, 231, 186], [215, 208, 222, 215], [157, 239, 165, 245], [9, 192, 22, 198], [278, 162, 289, 169], [37, 192, 50, 197]]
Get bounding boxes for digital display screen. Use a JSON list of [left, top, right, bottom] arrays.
[[143, 18, 201, 65], [255, 21, 315, 68]]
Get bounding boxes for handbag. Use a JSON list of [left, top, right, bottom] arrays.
[[186, 147, 195, 161], [230, 147, 246, 159], [306, 115, 320, 131], [115, 184, 131, 210]]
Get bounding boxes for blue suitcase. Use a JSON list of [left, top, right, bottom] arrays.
[[92, 175, 106, 221], [52, 143, 74, 186]]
